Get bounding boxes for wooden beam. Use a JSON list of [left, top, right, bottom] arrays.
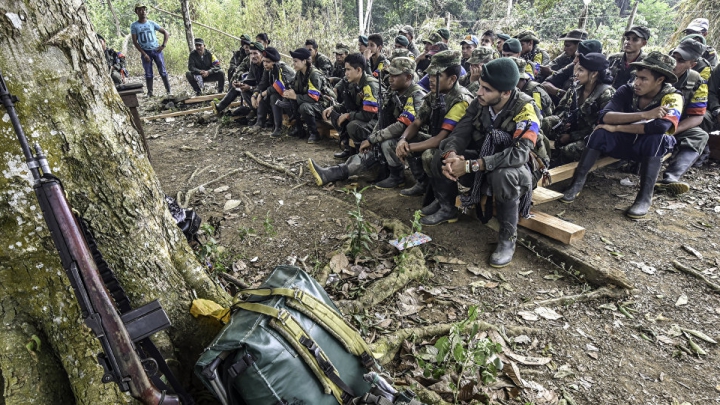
[[142, 101, 241, 121], [182, 93, 227, 104], [518, 210, 585, 244], [532, 187, 563, 205], [548, 157, 619, 183], [316, 120, 339, 139]]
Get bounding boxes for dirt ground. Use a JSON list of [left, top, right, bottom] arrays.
[[138, 78, 720, 405]]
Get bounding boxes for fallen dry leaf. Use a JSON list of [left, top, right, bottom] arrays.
[[518, 311, 539, 321], [535, 307, 563, 320], [675, 294, 688, 307], [434, 256, 466, 265], [329, 253, 349, 274]]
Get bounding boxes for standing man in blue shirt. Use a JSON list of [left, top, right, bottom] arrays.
[[131, 3, 171, 97]]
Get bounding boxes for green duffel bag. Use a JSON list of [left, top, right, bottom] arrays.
[[195, 265, 376, 405]]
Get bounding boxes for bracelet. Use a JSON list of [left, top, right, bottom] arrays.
[[465, 160, 470, 174]]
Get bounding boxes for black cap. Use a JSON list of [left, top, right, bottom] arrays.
[[290, 48, 312, 60], [578, 39, 602, 55], [624, 26, 651, 40], [359, 35, 369, 46], [263, 47, 281, 62], [672, 38, 705, 62], [578, 53, 609, 72], [194, 38, 205, 45]]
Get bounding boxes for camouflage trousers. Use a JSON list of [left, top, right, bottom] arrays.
[[379, 132, 431, 168]]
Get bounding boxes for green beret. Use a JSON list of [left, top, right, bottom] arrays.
[[480, 58, 519, 91], [437, 28, 451, 40], [502, 38, 522, 54]]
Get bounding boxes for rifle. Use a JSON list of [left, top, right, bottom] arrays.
[[552, 77, 580, 132], [0, 70, 191, 405], [429, 72, 447, 136]]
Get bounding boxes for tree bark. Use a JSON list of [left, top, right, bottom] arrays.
[[358, 0, 364, 35], [106, 0, 122, 37], [0, 1, 229, 403], [180, 0, 195, 54]]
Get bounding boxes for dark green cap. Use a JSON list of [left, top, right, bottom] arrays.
[[578, 39, 602, 55], [682, 33, 706, 45], [426, 50, 461, 75], [672, 38, 705, 62], [480, 57, 520, 91], [630, 51, 677, 84], [437, 28, 451, 40], [395, 35, 410, 47], [249, 41, 265, 52], [502, 38, 522, 54]]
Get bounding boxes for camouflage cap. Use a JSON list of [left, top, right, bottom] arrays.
[[390, 48, 413, 60], [467, 46, 495, 64], [386, 56, 416, 75], [630, 51, 678, 84], [399, 25, 415, 37], [509, 57, 533, 80], [426, 50, 461, 75], [422, 32, 443, 44], [515, 30, 540, 44], [334, 42, 350, 54], [134, 2, 146, 10]]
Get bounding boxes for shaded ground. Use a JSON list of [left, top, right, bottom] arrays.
[[139, 84, 720, 404]]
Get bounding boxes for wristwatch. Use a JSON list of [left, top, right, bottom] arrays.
[[471, 159, 481, 172]]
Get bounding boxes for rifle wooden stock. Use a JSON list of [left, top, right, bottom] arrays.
[[42, 181, 179, 405]]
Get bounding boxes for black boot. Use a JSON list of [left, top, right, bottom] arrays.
[[307, 159, 349, 186], [626, 156, 662, 219], [289, 122, 306, 138], [420, 200, 440, 216], [420, 177, 458, 226], [334, 146, 355, 159], [656, 149, 698, 195], [145, 78, 153, 97], [400, 157, 428, 196], [270, 102, 284, 138], [161, 75, 171, 95], [560, 148, 602, 203], [374, 165, 405, 189], [305, 113, 320, 144], [490, 199, 519, 268]]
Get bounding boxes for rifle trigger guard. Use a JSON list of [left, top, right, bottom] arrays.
[[141, 357, 160, 377]]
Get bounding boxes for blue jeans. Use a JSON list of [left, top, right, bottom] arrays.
[[141, 49, 168, 79]]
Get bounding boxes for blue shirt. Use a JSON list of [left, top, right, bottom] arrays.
[[131, 20, 162, 51]]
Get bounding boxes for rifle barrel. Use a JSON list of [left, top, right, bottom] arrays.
[[0, 71, 40, 180]]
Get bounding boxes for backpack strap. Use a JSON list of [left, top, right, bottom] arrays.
[[235, 302, 356, 404], [240, 288, 377, 370]]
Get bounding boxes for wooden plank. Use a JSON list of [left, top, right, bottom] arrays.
[[143, 101, 241, 121], [548, 156, 619, 183], [532, 187, 563, 205], [182, 93, 227, 104], [518, 210, 585, 244]]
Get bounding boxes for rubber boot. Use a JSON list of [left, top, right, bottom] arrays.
[[270, 102, 284, 138], [420, 200, 440, 217], [560, 148, 602, 203], [145, 78, 153, 97], [305, 113, 320, 144], [161, 75, 171, 95], [374, 165, 405, 189], [334, 146, 355, 159], [307, 159, 349, 186], [249, 102, 267, 134], [420, 178, 458, 226], [489, 199, 519, 268], [400, 157, 428, 197], [289, 121, 306, 138], [655, 149, 698, 195], [626, 156, 662, 219]]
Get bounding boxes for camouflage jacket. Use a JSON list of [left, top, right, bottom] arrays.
[[459, 73, 480, 94], [705, 46, 718, 68], [330, 61, 345, 81], [332, 73, 380, 123], [407, 41, 420, 57], [368, 83, 427, 144], [416, 82, 474, 136], [694, 57, 713, 81], [520, 80, 554, 118], [291, 65, 327, 106], [608, 50, 644, 89], [708, 63, 720, 114], [232, 55, 251, 82], [547, 53, 573, 73], [228, 49, 248, 73], [313, 52, 334, 77], [543, 83, 614, 143]]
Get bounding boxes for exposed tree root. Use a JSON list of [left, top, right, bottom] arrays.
[[244, 151, 299, 179], [181, 167, 244, 207], [403, 377, 452, 405], [672, 260, 720, 293], [519, 286, 627, 308]]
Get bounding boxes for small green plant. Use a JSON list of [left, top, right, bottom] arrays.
[[237, 224, 256, 242], [196, 223, 229, 273], [263, 211, 276, 237], [416, 306, 504, 403], [395, 210, 424, 266], [345, 186, 375, 258]]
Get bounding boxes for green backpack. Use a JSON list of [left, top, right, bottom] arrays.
[[195, 266, 376, 405]]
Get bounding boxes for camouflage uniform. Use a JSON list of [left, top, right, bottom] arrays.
[[458, 47, 494, 94], [330, 72, 380, 144], [542, 83, 615, 162], [329, 43, 350, 85], [511, 57, 553, 118], [704, 63, 720, 132], [515, 30, 550, 76], [608, 50, 645, 89], [704, 46, 718, 68], [313, 52, 334, 77], [673, 69, 709, 154]]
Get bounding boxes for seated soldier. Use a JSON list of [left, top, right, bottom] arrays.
[[368, 34, 389, 78], [307, 57, 426, 189], [186, 38, 225, 96], [98, 33, 127, 85], [398, 25, 420, 57], [683, 18, 717, 67], [248, 47, 296, 138], [682, 34, 713, 80], [397, 51, 473, 221], [358, 35, 369, 54], [515, 30, 550, 76], [436, 58, 544, 267], [496, 33, 510, 56], [281, 48, 329, 143], [501, 39, 536, 81], [542, 53, 615, 164], [460, 35, 479, 72], [608, 26, 650, 89], [459, 47, 494, 94], [306, 39, 333, 77], [480, 30, 496, 48], [417, 43, 467, 92], [394, 35, 415, 59], [561, 52, 683, 219], [322, 53, 380, 153], [538, 29, 587, 82], [510, 57, 553, 118], [541, 39, 603, 102], [228, 34, 252, 89], [391, 48, 414, 61], [211, 41, 264, 120], [654, 39, 709, 194], [329, 43, 349, 85], [416, 33, 443, 75]]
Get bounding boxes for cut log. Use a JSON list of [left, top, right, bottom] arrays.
[[519, 210, 585, 244], [548, 157, 619, 183], [143, 101, 241, 121], [316, 120, 340, 139], [532, 187, 563, 205], [182, 93, 227, 104]]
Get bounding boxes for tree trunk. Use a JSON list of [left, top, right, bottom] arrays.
[[0, 1, 229, 403], [506, 0, 513, 18], [180, 0, 195, 54], [358, 0, 364, 35], [106, 0, 122, 37]]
